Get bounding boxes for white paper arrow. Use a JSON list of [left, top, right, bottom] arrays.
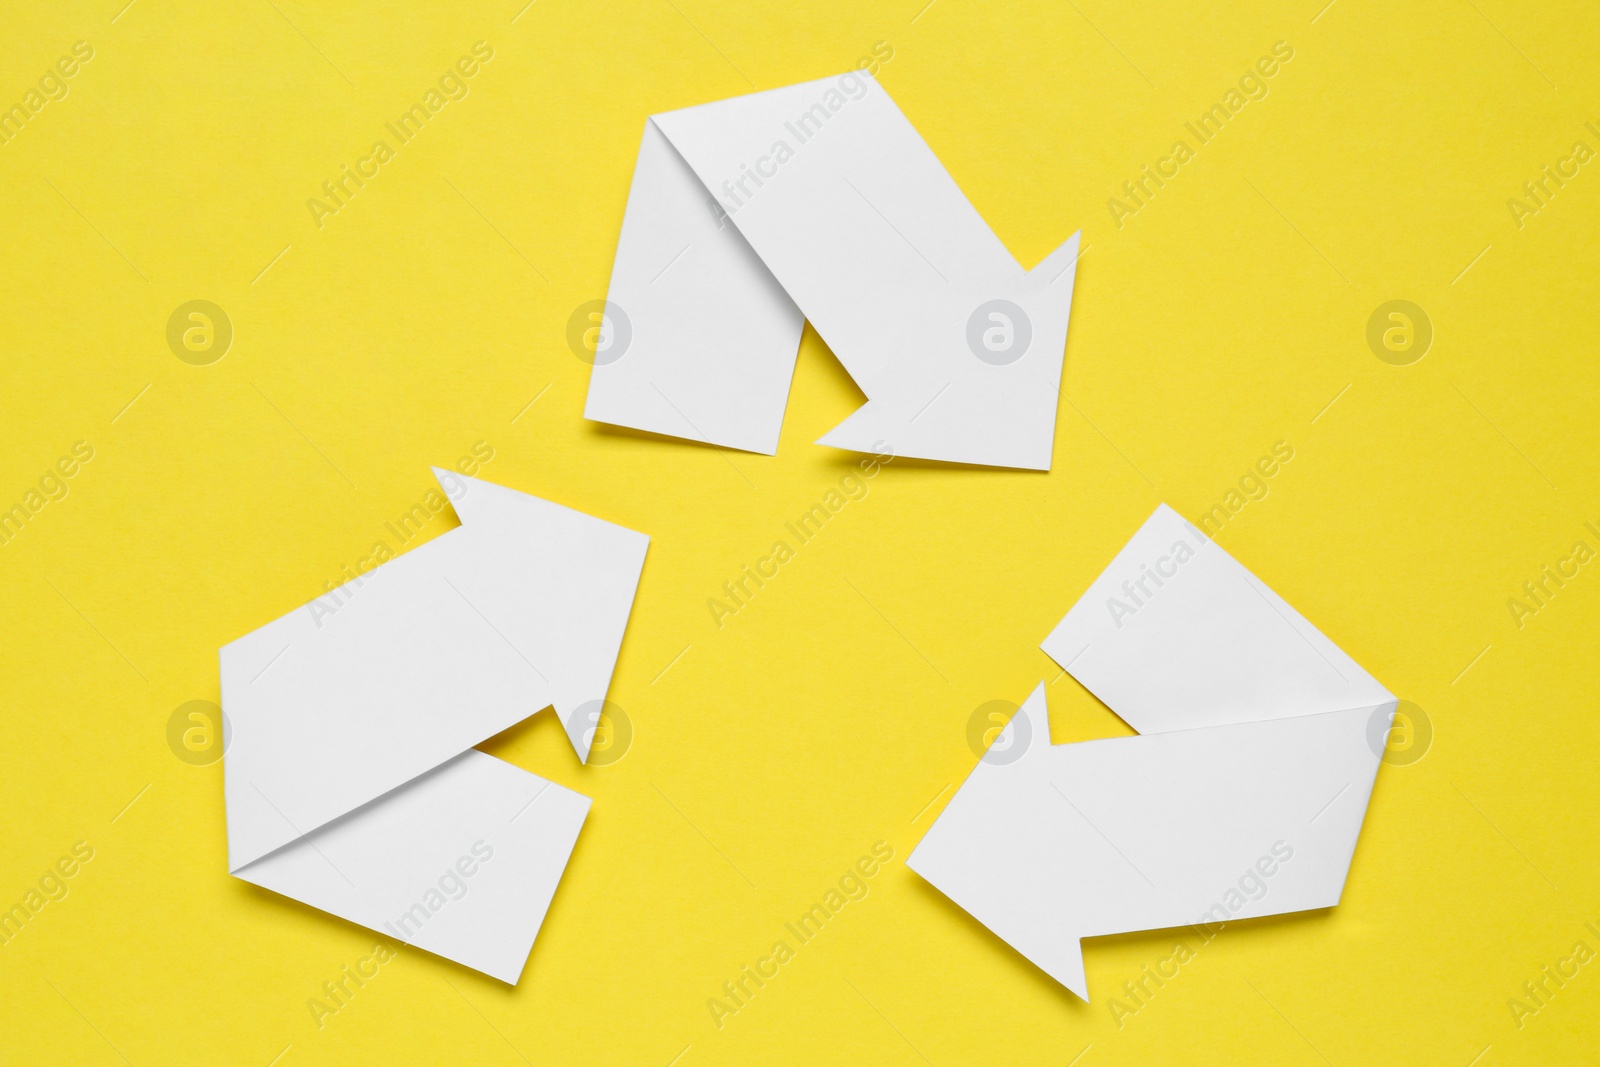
[[220, 470, 648, 982], [583, 70, 1081, 470], [908, 504, 1394, 1000]]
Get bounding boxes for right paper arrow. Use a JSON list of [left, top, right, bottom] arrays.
[[909, 504, 1395, 1000], [584, 70, 1081, 470]]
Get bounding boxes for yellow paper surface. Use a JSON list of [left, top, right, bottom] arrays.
[[1, 1, 1596, 1062]]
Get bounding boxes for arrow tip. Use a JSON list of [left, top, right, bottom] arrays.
[[910, 684, 1099, 999], [426, 467, 650, 765]]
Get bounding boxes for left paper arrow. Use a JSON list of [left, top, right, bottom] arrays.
[[220, 469, 649, 982]]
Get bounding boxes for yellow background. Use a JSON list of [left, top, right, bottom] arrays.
[[2, 0, 1598, 1062]]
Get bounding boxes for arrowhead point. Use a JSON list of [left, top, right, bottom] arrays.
[[911, 685, 1103, 997], [812, 229, 1081, 471], [426, 471, 650, 763]]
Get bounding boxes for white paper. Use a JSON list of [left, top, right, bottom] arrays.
[[1041, 503, 1392, 733], [220, 470, 648, 981], [585, 70, 1081, 470], [909, 504, 1394, 1000], [234, 751, 589, 984], [581, 121, 804, 454]]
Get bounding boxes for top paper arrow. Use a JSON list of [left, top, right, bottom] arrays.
[[583, 70, 1081, 470]]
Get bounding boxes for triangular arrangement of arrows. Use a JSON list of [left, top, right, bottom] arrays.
[[908, 504, 1395, 1000], [220, 470, 648, 983], [583, 70, 1081, 470]]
